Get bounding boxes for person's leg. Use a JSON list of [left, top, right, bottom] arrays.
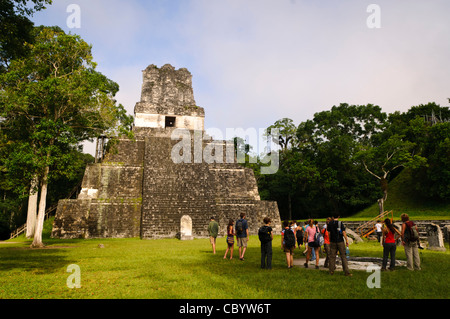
[[329, 243, 337, 273], [240, 238, 247, 260], [337, 241, 351, 276], [224, 242, 229, 259], [237, 237, 242, 259], [389, 244, 396, 270], [267, 243, 272, 269], [285, 252, 291, 268], [314, 247, 320, 268], [212, 237, 216, 254], [412, 243, 421, 270], [404, 243, 413, 270], [261, 243, 267, 269], [382, 243, 389, 270], [305, 246, 311, 267], [324, 244, 330, 267]]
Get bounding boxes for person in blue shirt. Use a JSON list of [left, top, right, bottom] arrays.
[[235, 213, 249, 261]]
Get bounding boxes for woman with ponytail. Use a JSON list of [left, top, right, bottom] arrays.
[[382, 218, 401, 271]]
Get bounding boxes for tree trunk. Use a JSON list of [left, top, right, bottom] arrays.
[[288, 193, 292, 220], [377, 198, 384, 215], [26, 176, 39, 238], [377, 177, 389, 214], [31, 166, 49, 248]]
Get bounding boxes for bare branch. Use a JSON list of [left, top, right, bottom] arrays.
[[363, 160, 381, 180]]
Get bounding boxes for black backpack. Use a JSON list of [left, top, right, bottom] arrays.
[[296, 228, 303, 240], [258, 226, 272, 244], [236, 219, 244, 235], [284, 228, 295, 248], [404, 221, 419, 242]]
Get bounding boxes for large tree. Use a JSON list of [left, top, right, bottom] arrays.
[[299, 104, 387, 216], [0, 27, 132, 247], [0, 0, 52, 72], [265, 118, 298, 152], [355, 134, 427, 213]]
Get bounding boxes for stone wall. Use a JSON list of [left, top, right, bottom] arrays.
[[139, 135, 281, 239], [52, 135, 281, 240], [52, 139, 145, 239]]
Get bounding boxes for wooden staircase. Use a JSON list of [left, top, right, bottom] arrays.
[[355, 210, 394, 238], [9, 205, 58, 239]]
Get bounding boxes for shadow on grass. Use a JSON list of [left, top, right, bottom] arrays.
[[0, 241, 78, 274]]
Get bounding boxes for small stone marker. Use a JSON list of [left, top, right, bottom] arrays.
[[180, 215, 194, 240], [426, 223, 446, 251]]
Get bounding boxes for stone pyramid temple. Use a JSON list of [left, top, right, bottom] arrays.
[[52, 64, 281, 240]]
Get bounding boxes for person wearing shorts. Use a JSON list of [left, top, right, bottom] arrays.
[[208, 216, 219, 254], [281, 220, 295, 268], [304, 219, 320, 269], [235, 213, 249, 261]]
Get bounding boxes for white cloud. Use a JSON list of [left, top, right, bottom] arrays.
[[32, 0, 450, 154], [176, 0, 450, 131]]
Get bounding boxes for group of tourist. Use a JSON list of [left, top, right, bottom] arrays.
[[375, 213, 422, 271], [207, 212, 422, 273], [280, 216, 353, 276], [207, 213, 251, 261]]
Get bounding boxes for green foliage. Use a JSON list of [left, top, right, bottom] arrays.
[[265, 117, 297, 151], [252, 102, 449, 220], [411, 122, 450, 199], [0, 26, 132, 245], [0, 1, 52, 73]]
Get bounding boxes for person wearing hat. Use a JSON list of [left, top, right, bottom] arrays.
[[208, 216, 219, 254]]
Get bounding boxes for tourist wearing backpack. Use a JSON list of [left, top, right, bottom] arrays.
[[259, 217, 273, 269], [327, 215, 352, 277], [295, 223, 304, 250], [304, 219, 320, 269], [235, 213, 249, 261], [401, 213, 421, 271], [281, 220, 295, 268], [321, 218, 331, 268]]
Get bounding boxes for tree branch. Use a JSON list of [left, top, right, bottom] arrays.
[[362, 160, 381, 180]]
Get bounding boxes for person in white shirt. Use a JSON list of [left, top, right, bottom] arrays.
[[375, 220, 383, 243]]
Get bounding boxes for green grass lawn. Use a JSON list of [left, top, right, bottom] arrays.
[[1, 233, 449, 299]]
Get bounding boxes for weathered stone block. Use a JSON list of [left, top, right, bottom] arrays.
[[426, 223, 446, 251]]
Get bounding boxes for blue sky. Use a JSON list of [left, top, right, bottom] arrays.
[[31, 0, 450, 154]]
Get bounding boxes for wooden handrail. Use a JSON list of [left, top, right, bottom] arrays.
[[356, 210, 393, 238]]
